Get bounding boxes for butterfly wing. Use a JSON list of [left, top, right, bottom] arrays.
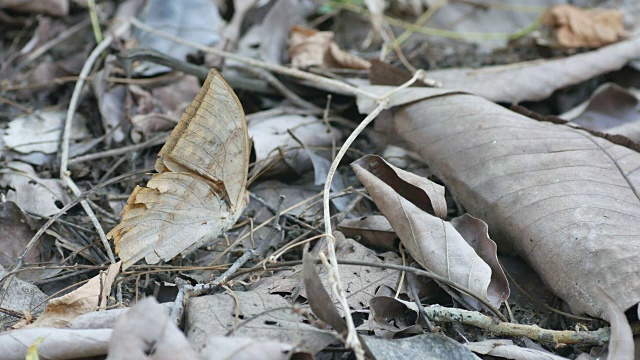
[[156, 68, 250, 212], [108, 69, 250, 269]]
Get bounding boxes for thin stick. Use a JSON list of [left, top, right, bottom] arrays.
[[59, 23, 131, 265], [128, 17, 379, 100], [319, 71, 425, 357]]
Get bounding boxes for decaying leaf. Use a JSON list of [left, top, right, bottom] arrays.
[[0, 161, 71, 217], [249, 114, 341, 176], [108, 69, 250, 269], [3, 110, 89, 154], [357, 85, 640, 319], [0, 328, 111, 359], [351, 155, 509, 308], [185, 283, 335, 354], [30, 261, 121, 328], [418, 35, 640, 103], [360, 333, 478, 360], [303, 249, 348, 334], [465, 339, 568, 360], [265, 232, 402, 312], [107, 297, 199, 360], [542, 4, 625, 48], [289, 26, 371, 70], [339, 215, 398, 250], [561, 83, 640, 142], [201, 336, 312, 360]]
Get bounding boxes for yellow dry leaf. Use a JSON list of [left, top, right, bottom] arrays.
[[289, 25, 371, 70], [543, 4, 626, 48], [30, 261, 121, 328], [108, 69, 250, 269]]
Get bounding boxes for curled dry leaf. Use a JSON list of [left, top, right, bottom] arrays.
[[420, 35, 640, 103], [356, 85, 640, 319], [289, 26, 371, 70], [30, 262, 121, 328], [542, 4, 626, 48], [107, 297, 199, 360], [107, 69, 250, 269], [0, 161, 71, 217], [561, 83, 640, 143], [352, 155, 509, 308], [0, 328, 111, 359]]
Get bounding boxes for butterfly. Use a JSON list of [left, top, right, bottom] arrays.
[[108, 69, 250, 269]]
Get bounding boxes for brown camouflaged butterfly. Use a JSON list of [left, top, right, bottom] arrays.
[[108, 69, 250, 269]]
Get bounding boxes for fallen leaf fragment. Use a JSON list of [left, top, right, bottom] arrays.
[[249, 114, 341, 176], [3, 110, 89, 154], [356, 85, 640, 319], [542, 4, 625, 48], [107, 69, 250, 269], [0, 161, 71, 217], [185, 283, 334, 353], [289, 26, 371, 69], [361, 333, 478, 360], [107, 297, 199, 360], [201, 336, 312, 360], [303, 250, 348, 334], [339, 215, 397, 250], [0, 328, 111, 359], [30, 261, 121, 328], [351, 155, 508, 308], [465, 339, 568, 360], [0, 0, 68, 16], [265, 232, 402, 312], [419, 35, 640, 103], [561, 83, 640, 143], [0, 265, 47, 331]]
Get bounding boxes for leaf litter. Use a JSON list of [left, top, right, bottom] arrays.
[[1, 1, 640, 359]]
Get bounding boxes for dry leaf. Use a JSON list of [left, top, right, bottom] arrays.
[[3, 110, 89, 154], [0, 161, 71, 217], [465, 339, 568, 360], [249, 114, 341, 176], [201, 336, 312, 360], [0, 328, 111, 359], [419, 35, 640, 103], [107, 297, 199, 360], [361, 332, 478, 360], [356, 85, 640, 319], [303, 249, 348, 334], [185, 283, 335, 353], [0, 0, 68, 16], [30, 262, 121, 328], [351, 155, 508, 308], [542, 5, 625, 48], [339, 215, 398, 250], [264, 232, 402, 312], [289, 26, 371, 70], [561, 83, 640, 142], [108, 69, 250, 269]]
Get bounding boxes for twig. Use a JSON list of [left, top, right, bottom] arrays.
[[223, 259, 508, 322], [129, 17, 379, 100], [0, 169, 151, 304], [237, 66, 321, 111], [424, 304, 609, 346], [60, 23, 132, 265], [68, 132, 169, 165], [320, 71, 426, 358]]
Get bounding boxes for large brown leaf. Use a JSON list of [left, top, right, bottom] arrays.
[[351, 155, 508, 308], [108, 69, 250, 269], [420, 35, 640, 103], [357, 86, 640, 319]]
